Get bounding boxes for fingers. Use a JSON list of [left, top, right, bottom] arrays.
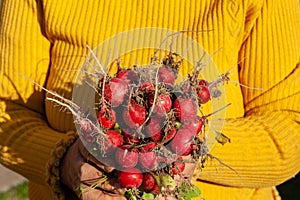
[[61, 139, 127, 199], [80, 162, 104, 181], [182, 155, 196, 178], [80, 184, 126, 200], [182, 162, 196, 178], [80, 162, 126, 195], [60, 139, 85, 188]]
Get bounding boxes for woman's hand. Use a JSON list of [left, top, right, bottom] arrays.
[[60, 139, 126, 200], [181, 155, 197, 178]]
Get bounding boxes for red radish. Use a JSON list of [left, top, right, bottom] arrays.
[[104, 77, 129, 107], [80, 120, 96, 143], [123, 101, 146, 128], [173, 97, 198, 122], [143, 173, 157, 191], [139, 151, 157, 170], [129, 101, 146, 125], [74, 50, 223, 198], [116, 69, 138, 84], [169, 127, 194, 156], [140, 81, 156, 92], [148, 93, 172, 114], [150, 131, 163, 143], [118, 168, 143, 188], [140, 142, 157, 152], [150, 184, 160, 195], [104, 130, 123, 153], [124, 135, 140, 144], [197, 85, 210, 104], [145, 117, 164, 142], [115, 146, 139, 168], [97, 107, 116, 129], [122, 129, 140, 144], [121, 109, 136, 128], [158, 65, 176, 85], [181, 116, 203, 135], [198, 79, 209, 87], [171, 157, 185, 175], [162, 125, 177, 143]]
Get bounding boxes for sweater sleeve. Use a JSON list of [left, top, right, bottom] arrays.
[[0, 0, 75, 187], [194, 0, 300, 188]]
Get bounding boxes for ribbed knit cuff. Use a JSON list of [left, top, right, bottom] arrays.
[[46, 131, 79, 200]]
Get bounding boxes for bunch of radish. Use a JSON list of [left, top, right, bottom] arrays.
[[77, 52, 226, 199]]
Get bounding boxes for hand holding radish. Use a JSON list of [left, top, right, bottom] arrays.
[[60, 139, 126, 199], [53, 48, 230, 199]]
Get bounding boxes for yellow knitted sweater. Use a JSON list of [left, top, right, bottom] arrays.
[[0, 0, 299, 199]]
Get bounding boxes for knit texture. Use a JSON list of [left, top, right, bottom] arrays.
[[46, 131, 78, 200], [0, 0, 299, 199]]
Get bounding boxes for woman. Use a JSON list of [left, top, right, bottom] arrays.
[[0, 0, 299, 199]]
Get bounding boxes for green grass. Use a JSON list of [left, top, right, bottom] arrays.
[[0, 181, 28, 200]]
